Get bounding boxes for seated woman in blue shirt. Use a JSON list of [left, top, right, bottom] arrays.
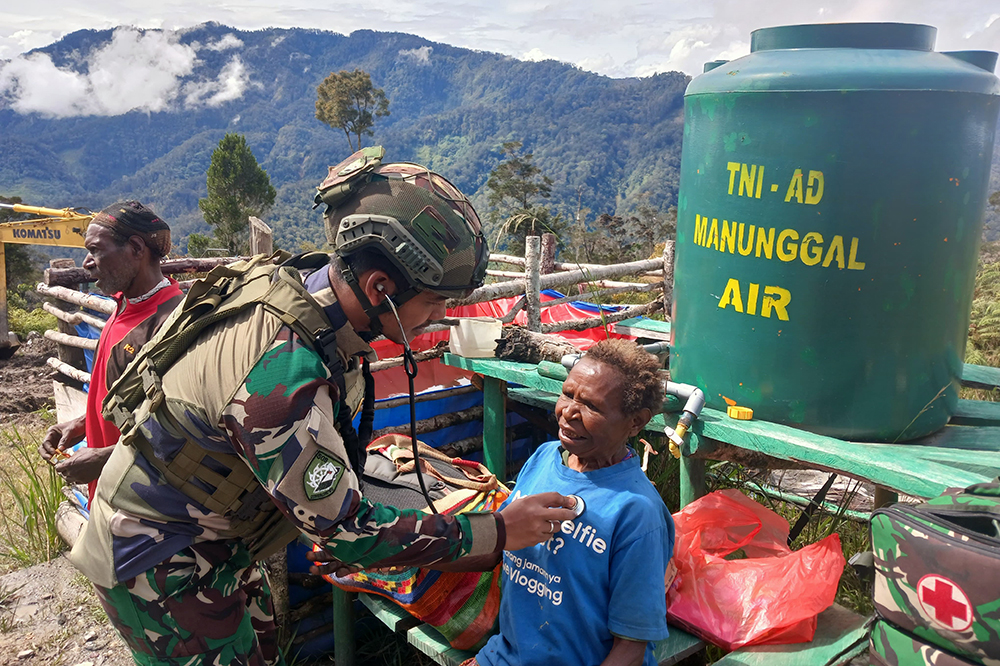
[[448, 338, 675, 666]]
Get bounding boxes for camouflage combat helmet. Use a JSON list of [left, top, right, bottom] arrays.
[[315, 146, 489, 332]]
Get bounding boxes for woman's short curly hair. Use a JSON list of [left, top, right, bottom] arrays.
[[583, 339, 664, 413]]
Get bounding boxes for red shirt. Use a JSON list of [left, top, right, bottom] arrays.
[[85, 279, 184, 503]]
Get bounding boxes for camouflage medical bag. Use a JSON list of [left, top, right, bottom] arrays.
[[871, 480, 1000, 666], [871, 620, 980, 666]]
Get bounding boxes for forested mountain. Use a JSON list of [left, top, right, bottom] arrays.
[[0, 23, 689, 252], [2, 23, 998, 253]]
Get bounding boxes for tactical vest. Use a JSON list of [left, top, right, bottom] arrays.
[[100, 253, 375, 565]]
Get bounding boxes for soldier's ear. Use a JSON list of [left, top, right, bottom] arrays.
[[360, 270, 394, 303]]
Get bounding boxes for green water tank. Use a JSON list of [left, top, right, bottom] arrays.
[[672, 23, 1000, 442]]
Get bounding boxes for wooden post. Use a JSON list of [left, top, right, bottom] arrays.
[[0, 242, 10, 354], [873, 486, 898, 509], [265, 550, 289, 631], [662, 239, 675, 318], [540, 233, 557, 275], [332, 587, 356, 666], [49, 259, 89, 374], [679, 457, 707, 508], [249, 217, 273, 256], [525, 236, 541, 333], [483, 377, 508, 481]]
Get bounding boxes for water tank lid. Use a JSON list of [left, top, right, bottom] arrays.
[[943, 51, 998, 73], [688, 22, 1000, 96], [703, 59, 729, 73], [751, 22, 936, 52]]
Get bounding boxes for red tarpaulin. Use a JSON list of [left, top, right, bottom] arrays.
[[372, 290, 634, 398]]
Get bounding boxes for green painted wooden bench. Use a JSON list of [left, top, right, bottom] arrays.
[[427, 353, 1000, 665], [613, 316, 672, 341], [360, 592, 868, 666], [442, 354, 1000, 505], [332, 354, 997, 666], [360, 592, 707, 666]]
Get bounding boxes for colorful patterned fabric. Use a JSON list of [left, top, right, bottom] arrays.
[[70, 261, 504, 666], [94, 540, 282, 666], [327, 480, 509, 650]]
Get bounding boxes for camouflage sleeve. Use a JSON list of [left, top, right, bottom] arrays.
[[220, 328, 500, 568]]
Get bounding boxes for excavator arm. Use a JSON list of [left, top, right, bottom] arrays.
[[0, 204, 91, 248], [0, 203, 93, 356]]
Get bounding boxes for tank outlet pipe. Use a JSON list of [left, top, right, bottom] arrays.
[[560, 341, 670, 371], [562, 349, 703, 458], [561, 353, 581, 370], [663, 381, 706, 459]]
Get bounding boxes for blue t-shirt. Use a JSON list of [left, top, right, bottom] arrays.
[[477, 441, 674, 666]]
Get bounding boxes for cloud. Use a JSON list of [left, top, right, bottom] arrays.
[[397, 45, 432, 65], [205, 33, 243, 51], [0, 27, 252, 117], [183, 56, 249, 107], [523, 47, 558, 62]]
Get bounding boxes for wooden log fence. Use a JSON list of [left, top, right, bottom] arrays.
[[524, 236, 542, 332], [37, 283, 116, 315], [43, 302, 107, 330], [374, 385, 479, 411], [38, 237, 675, 388], [371, 406, 483, 439], [44, 256, 242, 288], [44, 329, 98, 351], [449, 256, 664, 307], [46, 357, 91, 384], [539, 299, 663, 334]]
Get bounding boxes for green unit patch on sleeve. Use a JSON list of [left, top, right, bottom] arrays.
[[304, 450, 346, 501]]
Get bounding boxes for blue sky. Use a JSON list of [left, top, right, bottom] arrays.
[[2, 0, 998, 77]]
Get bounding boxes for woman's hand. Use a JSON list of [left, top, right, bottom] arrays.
[[499, 492, 579, 551]]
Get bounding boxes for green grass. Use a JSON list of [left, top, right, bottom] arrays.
[[6, 306, 56, 339], [0, 425, 66, 570], [0, 581, 18, 633]]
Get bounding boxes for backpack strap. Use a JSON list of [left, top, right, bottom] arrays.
[[101, 254, 371, 561]]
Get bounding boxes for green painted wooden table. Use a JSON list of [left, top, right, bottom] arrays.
[[443, 353, 1000, 504]]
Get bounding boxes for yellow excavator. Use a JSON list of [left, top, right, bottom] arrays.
[[0, 203, 91, 358]]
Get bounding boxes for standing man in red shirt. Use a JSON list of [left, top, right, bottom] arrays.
[[39, 201, 184, 503]]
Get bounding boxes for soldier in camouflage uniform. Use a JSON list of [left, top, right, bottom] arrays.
[[69, 148, 578, 666]]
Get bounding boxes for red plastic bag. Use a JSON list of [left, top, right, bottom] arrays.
[[665, 489, 845, 651]]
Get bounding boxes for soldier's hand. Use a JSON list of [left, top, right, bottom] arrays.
[[499, 492, 579, 551], [54, 446, 112, 485], [39, 415, 87, 462], [306, 548, 363, 578]]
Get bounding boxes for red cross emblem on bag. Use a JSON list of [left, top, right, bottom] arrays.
[[917, 574, 973, 632]]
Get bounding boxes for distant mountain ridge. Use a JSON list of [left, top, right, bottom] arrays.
[[0, 23, 690, 251], [1, 23, 997, 251]]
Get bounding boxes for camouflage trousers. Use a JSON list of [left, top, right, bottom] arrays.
[[94, 540, 285, 666]]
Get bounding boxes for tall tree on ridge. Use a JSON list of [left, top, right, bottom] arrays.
[[486, 141, 564, 253], [197, 133, 276, 256], [315, 69, 391, 151]]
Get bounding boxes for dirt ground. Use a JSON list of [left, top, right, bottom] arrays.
[[0, 556, 132, 666], [0, 333, 58, 431], [0, 335, 131, 664]]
